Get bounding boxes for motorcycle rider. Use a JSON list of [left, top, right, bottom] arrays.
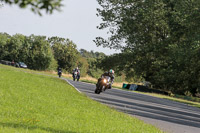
[[72, 67, 80, 81], [97, 69, 115, 89], [57, 67, 62, 78]]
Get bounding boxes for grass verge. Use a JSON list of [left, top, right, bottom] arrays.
[[0, 64, 163, 133]]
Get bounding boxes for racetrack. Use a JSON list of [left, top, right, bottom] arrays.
[[66, 79, 200, 133]]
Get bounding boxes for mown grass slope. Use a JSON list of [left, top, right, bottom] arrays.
[[0, 64, 163, 133]]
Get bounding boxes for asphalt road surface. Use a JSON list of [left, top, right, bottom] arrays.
[[66, 79, 200, 133]]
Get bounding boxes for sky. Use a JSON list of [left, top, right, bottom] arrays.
[[0, 0, 120, 55]]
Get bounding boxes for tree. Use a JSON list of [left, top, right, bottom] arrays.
[[0, 33, 55, 70], [27, 35, 54, 70], [50, 37, 79, 72], [7, 34, 27, 62], [1, 0, 63, 15], [96, 0, 200, 96], [79, 49, 106, 58], [77, 56, 89, 77], [0, 33, 11, 60], [0, 34, 29, 63]]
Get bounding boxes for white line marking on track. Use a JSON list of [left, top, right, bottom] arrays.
[[62, 78, 81, 93]]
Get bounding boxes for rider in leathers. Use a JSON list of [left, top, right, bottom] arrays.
[[97, 69, 115, 89], [72, 67, 80, 81], [57, 67, 62, 78]]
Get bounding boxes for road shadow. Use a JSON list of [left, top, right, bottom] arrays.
[[95, 96, 200, 128], [107, 89, 200, 112]]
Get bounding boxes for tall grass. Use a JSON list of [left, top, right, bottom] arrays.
[[0, 64, 163, 133]]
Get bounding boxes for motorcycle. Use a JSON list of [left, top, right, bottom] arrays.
[[58, 70, 62, 78], [95, 76, 111, 94], [73, 71, 80, 81]]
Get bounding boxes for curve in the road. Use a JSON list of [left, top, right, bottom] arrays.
[[67, 79, 200, 133]]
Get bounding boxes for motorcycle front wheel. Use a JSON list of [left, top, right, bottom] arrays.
[[95, 85, 102, 94]]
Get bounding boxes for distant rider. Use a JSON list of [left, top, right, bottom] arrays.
[[57, 67, 62, 78], [72, 67, 80, 81], [97, 69, 115, 89]]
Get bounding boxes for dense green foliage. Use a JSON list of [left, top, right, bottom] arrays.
[[0, 33, 55, 70], [86, 58, 103, 79], [1, 0, 63, 15], [0, 33, 79, 72], [49, 37, 79, 71], [96, 0, 200, 96], [27, 35, 54, 70], [80, 48, 106, 58], [76, 56, 89, 77], [0, 64, 162, 133], [0, 33, 112, 79], [78, 49, 124, 81], [79, 49, 106, 78]]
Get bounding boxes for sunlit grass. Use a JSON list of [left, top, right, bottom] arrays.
[[0, 64, 163, 133]]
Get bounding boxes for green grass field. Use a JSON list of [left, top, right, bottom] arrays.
[[0, 64, 163, 133]]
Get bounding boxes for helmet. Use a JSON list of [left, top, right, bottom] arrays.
[[109, 69, 114, 74], [76, 67, 79, 69]]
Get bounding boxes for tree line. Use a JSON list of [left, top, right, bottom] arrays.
[[0, 33, 106, 77], [95, 0, 200, 97]]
